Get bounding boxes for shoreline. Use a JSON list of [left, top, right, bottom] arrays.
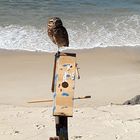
[[0, 46, 140, 53]]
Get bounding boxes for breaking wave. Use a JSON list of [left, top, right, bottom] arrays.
[[0, 15, 140, 52]]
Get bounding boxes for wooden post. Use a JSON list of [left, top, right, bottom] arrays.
[[55, 116, 68, 140], [52, 52, 76, 117], [51, 52, 77, 140], [49, 137, 59, 140], [51, 52, 58, 93]]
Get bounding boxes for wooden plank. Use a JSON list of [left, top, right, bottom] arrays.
[[53, 52, 76, 117], [27, 96, 91, 104], [49, 137, 59, 140], [51, 53, 58, 92]]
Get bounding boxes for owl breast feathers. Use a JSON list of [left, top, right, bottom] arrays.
[[47, 17, 69, 48]]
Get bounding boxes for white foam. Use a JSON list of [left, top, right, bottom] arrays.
[[0, 15, 140, 52], [0, 25, 57, 52]]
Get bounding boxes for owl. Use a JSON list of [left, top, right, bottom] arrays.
[[47, 17, 69, 49]]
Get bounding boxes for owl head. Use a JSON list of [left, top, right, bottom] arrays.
[[48, 17, 63, 29]]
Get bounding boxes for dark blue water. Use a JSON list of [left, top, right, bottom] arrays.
[[0, 0, 140, 26], [0, 0, 140, 52]]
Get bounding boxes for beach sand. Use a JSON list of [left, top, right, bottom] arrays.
[[0, 104, 140, 140], [0, 47, 140, 107], [0, 47, 140, 139]]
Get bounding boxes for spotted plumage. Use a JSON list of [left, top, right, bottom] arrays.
[[47, 17, 69, 48]]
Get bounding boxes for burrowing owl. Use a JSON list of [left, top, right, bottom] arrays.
[[47, 17, 69, 49]]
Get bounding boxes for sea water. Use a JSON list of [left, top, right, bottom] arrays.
[[0, 0, 140, 52]]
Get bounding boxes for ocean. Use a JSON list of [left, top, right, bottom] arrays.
[[0, 0, 140, 52]]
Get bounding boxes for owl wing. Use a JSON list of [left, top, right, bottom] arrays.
[[53, 26, 69, 47]]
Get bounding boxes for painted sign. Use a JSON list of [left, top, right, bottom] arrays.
[[52, 52, 76, 117]]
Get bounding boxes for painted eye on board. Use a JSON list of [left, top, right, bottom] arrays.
[[62, 81, 69, 88]]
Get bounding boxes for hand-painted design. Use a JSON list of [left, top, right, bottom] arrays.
[[71, 73, 75, 80], [58, 84, 61, 88], [53, 92, 56, 99], [66, 74, 71, 78], [53, 106, 56, 113], [63, 72, 67, 82], [63, 72, 71, 82], [62, 92, 69, 97], [62, 82, 69, 88], [67, 64, 72, 71], [63, 64, 68, 67], [62, 64, 72, 71]]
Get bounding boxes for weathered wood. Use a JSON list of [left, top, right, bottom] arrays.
[[27, 96, 91, 104], [28, 99, 53, 103], [49, 137, 59, 140], [74, 95, 91, 100], [55, 116, 68, 140], [52, 53, 58, 93], [51, 52, 79, 140], [53, 52, 77, 117]]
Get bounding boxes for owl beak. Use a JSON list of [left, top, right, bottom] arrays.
[[48, 23, 52, 28]]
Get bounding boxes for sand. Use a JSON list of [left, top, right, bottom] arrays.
[[0, 47, 140, 139], [0, 105, 140, 140]]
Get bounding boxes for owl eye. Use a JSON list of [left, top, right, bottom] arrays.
[[49, 21, 53, 23]]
